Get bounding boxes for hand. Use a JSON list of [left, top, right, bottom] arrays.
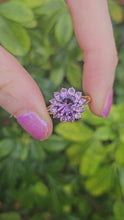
[[0, 0, 123, 140]]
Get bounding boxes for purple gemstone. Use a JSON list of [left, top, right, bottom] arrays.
[[66, 94, 74, 104], [79, 106, 85, 113], [50, 106, 57, 113], [71, 95, 76, 102], [61, 88, 67, 94], [68, 116, 75, 123], [79, 98, 86, 105], [53, 113, 61, 119], [75, 113, 81, 119], [57, 104, 66, 113], [72, 104, 80, 112], [54, 92, 61, 100], [75, 91, 82, 100], [60, 116, 67, 123], [50, 98, 57, 104], [68, 87, 75, 95], [64, 106, 71, 115]]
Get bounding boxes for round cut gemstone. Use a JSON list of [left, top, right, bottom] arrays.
[[72, 105, 79, 112], [54, 92, 61, 100], [68, 116, 75, 123], [60, 116, 67, 123], [50, 98, 57, 104], [61, 88, 68, 98], [79, 106, 85, 113], [75, 91, 82, 100], [75, 113, 81, 119], [68, 87, 75, 95], [61, 88, 67, 94], [79, 98, 86, 105], [50, 106, 57, 113], [53, 113, 61, 119]]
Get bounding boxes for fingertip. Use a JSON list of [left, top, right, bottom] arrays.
[[16, 112, 53, 140], [86, 88, 114, 118]]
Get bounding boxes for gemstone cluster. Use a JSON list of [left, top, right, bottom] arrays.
[[48, 87, 86, 122]]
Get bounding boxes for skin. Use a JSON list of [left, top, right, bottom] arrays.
[[0, 0, 124, 139]]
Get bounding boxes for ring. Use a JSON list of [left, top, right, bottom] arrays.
[[47, 87, 91, 123]]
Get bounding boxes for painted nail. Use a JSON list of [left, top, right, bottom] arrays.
[[17, 112, 48, 140], [102, 89, 113, 118]]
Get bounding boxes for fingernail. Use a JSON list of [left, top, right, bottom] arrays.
[[102, 89, 113, 118], [17, 112, 48, 140]]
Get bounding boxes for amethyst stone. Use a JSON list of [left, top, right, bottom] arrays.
[[49, 87, 86, 122]]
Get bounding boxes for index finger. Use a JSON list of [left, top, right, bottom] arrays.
[[65, 0, 118, 117]]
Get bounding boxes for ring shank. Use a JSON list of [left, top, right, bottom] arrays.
[[82, 96, 91, 104]]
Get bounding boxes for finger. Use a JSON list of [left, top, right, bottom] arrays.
[[0, 46, 53, 140], [114, 0, 124, 4], [65, 0, 118, 117]]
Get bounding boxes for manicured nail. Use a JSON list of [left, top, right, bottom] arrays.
[[102, 89, 113, 118], [17, 112, 48, 140]]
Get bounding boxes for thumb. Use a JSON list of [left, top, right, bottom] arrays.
[[0, 46, 53, 140]]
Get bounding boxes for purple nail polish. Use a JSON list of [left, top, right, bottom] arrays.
[[102, 90, 113, 118], [17, 112, 47, 140]]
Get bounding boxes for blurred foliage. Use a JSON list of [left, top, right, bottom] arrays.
[[0, 0, 124, 219]]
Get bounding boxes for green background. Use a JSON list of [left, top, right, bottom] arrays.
[[0, 0, 124, 219]]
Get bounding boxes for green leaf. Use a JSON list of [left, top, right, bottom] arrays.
[[115, 64, 124, 86], [31, 182, 48, 196], [50, 68, 65, 86], [66, 144, 83, 166], [19, 145, 29, 161], [0, 139, 14, 159], [67, 216, 81, 220], [31, 214, 43, 220], [55, 12, 73, 46], [0, 2, 34, 23], [85, 166, 114, 196], [83, 106, 107, 126], [94, 126, 116, 141], [118, 165, 124, 195], [113, 200, 124, 220], [118, 124, 124, 143], [0, 212, 21, 220], [30, 142, 46, 161], [66, 63, 82, 89], [21, 19, 37, 28], [43, 135, 68, 153], [119, 50, 124, 65], [46, 156, 66, 173], [115, 142, 124, 164], [77, 198, 91, 218], [110, 104, 124, 123], [11, 0, 44, 8], [109, 1, 123, 24], [55, 122, 93, 142], [80, 141, 105, 177], [0, 17, 30, 56], [36, 0, 65, 16]]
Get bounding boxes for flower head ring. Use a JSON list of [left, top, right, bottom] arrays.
[[47, 87, 91, 123]]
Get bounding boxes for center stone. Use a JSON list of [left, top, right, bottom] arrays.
[[63, 98, 73, 105]]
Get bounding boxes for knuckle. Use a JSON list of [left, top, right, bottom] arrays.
[[0, 80, 15, 98]]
